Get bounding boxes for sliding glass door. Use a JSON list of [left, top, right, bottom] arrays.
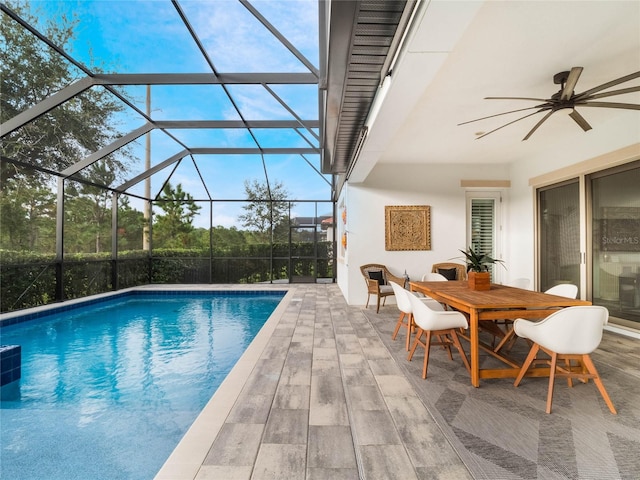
[[538, 180, 581, 295], [590, 163, 640, 325], [537, 160, 640, 327]]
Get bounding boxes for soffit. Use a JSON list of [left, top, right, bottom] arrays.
[[322, 0, 415, 175]]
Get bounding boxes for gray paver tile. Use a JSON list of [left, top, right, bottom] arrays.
[[195, 465, 252, 480], [263, 408, 308, 444], [351, 409, 402, 445], [368, 358, 404, 375], [307, 425, 357, 469], [253, 358, 285, 376], [313, 337, 336, 348], [338, 352, 367, 368], [226, 393, 273, 424], [359, 444, 419, 480], [309, 375, 348, 425], [346, 384, 386, 411], [384, 395, 434, 426], [251, 444, 306, 480], [273, 384, 310, 409], [415, 464, 473, 480], [306, 467, 359, 480], [203, 423, 264, 466], [404, 433, 468, 469], [280, 361, 312, 386], [311, 358, 341, 377], [313, 346, 339, 361], [335, 333, 361, 353], [242, 371, 280, 396], [376, 373, 418, 397]]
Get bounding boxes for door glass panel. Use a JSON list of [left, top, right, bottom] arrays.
[[592, 165, 640, 324], [538, 181, 580, 294]]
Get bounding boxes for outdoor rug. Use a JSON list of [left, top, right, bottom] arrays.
[[363, 308, 640, 480]]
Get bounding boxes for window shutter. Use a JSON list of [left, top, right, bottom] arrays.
[[471, 199, 495, 272]]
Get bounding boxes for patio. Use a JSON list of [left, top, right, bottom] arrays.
[[156, 284, 640, 480]]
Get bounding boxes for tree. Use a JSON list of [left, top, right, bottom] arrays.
[[1, 1, 127, 174], [238, 179, 291, 243], [117, 196, 145, 251], [0, 174, 55, 251], [153, 182, 202, 248], [211, 225, 248, 249], [64, 161, 116, 253], [1, 1, 131, 254]]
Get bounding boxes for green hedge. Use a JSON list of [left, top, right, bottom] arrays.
[[1, 242, 334, 313]]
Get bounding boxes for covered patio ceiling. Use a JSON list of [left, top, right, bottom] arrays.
[[329, 1, 640, 184]]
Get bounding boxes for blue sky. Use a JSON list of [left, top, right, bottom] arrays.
[[19, 0, 328, 228]]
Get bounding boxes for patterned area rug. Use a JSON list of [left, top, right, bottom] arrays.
[[363, 309, 640, 480]]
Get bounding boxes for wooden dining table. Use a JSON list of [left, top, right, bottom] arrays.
[[409, 281, 591, 387]]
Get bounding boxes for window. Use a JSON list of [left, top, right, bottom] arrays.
[[467, 191, 502, 283]]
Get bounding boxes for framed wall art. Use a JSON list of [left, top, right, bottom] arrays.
[[385, 205, 431, 251]]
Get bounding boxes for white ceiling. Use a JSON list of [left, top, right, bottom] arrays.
[[350, 0, 640, 182]]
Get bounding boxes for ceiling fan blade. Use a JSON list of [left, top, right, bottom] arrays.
[[561, 67, 583, 101], [574, 71, 640, 99], [458, 104, 549, 125], [569, 110, 592, 132], [581, 85, 640, 100], [522, 110, 555, 141], [575, 101, 640, 110], [475, 108, 550, 139], [485, 96, 548, 102]]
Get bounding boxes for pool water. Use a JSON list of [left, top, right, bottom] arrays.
[[0, 291, 283, 480]]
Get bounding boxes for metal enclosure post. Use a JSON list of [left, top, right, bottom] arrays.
[[111, 192, 118, 291], [209, 200, 213, 283], [55, 178, 65, 301]]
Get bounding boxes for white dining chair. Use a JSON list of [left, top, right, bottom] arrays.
[[513, 305, 616, 414], [421, 272, 448, 281], [414, 272, 449, 299], [544, 283, 578, 298], [406, 291, 470, 379], [389, 281, 443, 351], [485, 278, 531, 347], [494, 283, 579, 354]]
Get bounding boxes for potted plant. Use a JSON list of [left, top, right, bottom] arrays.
[[457, 246, 505, 290]]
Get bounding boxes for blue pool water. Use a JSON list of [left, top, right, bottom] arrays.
[[0, 291, 284, 480]]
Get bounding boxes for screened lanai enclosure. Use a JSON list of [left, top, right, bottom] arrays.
[[1, 0, 338, 313], [2, 0, 412, 312]]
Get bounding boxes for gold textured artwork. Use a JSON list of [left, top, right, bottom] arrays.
[[385, 205, 431, 251]]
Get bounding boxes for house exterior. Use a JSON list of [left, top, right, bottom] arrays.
[[325, 2, 640, 334]]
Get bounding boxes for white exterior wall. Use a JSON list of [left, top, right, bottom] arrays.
[[338, 117, 638, 307], [338, 162, 510, 306]]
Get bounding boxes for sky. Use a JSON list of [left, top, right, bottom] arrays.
[[14, 0, 329, 228]]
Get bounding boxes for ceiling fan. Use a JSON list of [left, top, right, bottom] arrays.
[[459, 67, 640, 140]]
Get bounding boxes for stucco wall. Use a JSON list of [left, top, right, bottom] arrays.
[[337, 115, 638, 308], [339, 162, 512, 306]]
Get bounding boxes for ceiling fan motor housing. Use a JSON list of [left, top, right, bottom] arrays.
[[553, 71, 571, 85]]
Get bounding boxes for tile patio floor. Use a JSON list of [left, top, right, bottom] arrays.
[[155, 283, 471, 480]]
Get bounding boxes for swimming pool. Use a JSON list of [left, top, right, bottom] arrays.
[[0, 289, 285, 480]]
